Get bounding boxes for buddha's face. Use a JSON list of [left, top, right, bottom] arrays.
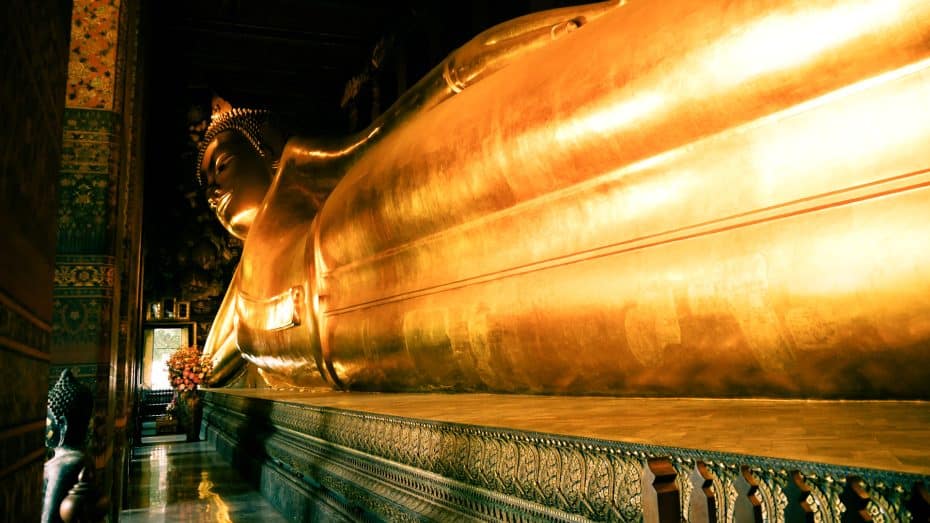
[[199, 130, 274, 239], [46, 409, 62, 448]]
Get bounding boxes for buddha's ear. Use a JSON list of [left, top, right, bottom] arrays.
[[52, 414, 67, 447], [211, 94, 232, 117], [45, 412, 59, 447]]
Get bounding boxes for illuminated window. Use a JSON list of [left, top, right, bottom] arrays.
[[149, 327, 187, 389]]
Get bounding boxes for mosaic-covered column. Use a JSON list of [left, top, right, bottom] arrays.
[[52, 0, 144, 517], [0, 2, 72, 519]]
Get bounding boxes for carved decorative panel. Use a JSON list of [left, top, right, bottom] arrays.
[[204, 393, 928, 523]]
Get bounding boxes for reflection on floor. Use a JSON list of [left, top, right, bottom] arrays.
[[121, 441, 288, 522], [138, 420, 188, 445]]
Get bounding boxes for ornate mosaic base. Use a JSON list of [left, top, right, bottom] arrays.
[[204, 392, 929, 523]]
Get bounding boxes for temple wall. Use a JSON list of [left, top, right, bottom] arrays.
[[50, 0, 145, 516], [0, 0, 72, 519]]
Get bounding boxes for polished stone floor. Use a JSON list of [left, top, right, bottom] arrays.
[[121, 441, 288, 522]]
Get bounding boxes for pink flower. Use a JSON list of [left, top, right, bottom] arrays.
[[167, 346, 212, 393]]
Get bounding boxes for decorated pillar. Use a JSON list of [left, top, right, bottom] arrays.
[[0, 2, 73, 519], [51, 0, 144, 517]]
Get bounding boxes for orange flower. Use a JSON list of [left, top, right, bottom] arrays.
[[166, 346, 212, 394]]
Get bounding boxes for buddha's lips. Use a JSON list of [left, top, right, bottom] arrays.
[[213, 191, 232, 217]]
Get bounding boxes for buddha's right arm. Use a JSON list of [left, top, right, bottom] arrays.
[[281, 1, 624, 174], [380, 1, 624, 134], [203, 267, 245, 386], [442, 0, 622, 92]]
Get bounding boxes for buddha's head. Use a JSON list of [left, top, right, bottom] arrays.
[[197, 97, 285, 240], [46, 370, 93, 449]]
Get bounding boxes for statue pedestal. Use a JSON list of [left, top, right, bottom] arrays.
[[202, 390, 929, 522], [180, 393, 203, 442]]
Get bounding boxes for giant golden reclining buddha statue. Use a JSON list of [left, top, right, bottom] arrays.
[[200, 0, 930, 398]]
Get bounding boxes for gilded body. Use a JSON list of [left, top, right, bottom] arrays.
[[204, 0, 930, 397]]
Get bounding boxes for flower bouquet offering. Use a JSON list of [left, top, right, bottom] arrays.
[[166, 346, 212, 396]]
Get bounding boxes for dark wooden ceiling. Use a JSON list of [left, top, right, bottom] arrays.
[[146, 0, 417, 130], [144, 0, 591, 131], [140, 0, 596, 213]]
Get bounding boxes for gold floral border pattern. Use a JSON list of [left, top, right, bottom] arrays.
[[54, 258, 115, 295]]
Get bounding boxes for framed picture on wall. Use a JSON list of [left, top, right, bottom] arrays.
[[176, 301, 190, 320], [147, 301, 162, 320], [162, 298, 176, 319]]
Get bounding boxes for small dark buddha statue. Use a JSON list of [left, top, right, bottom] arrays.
[[42, 369, 94, 523]]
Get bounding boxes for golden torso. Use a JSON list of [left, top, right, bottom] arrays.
[[209, 0, 930, 397]]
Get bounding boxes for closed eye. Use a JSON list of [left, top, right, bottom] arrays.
[[214, 152, 234, 177]]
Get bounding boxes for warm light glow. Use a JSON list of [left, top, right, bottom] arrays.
[[329, 360, 349, 379], [237, 287, 300, 331], [201, 0, 930, 397], [569, 169, 692, 236], [555, 93, 664, 143], [230, 208, 258, 228], [198, 471, 232, 523], [703, 1, 900, 84], [267, 302, 294, 330], [145, 446, 169, 507], [293, 127, 382, 159], [748, 58, 930, 194], [618, 173, 689, 220], [241, 353, 306, 372], [792, 220, 928, 298]]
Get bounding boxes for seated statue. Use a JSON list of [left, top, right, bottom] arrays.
[[42, 370, 94, 523], [201, 0, 930, 398]]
